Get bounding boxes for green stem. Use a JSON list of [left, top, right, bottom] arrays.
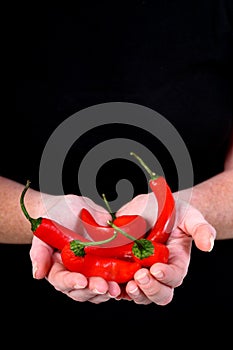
[[20, 180, 42, 232], [107, 221, 153, 258], [130, 152, 160, 180], [20, 180, 32, 221], [102, 193, 116, 221], [77, 231, 117, 247], [107, 221, 137, 242], [70, 231, 117, 257]]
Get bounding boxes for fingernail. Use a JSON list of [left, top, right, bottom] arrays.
[[74, 283, 86, 289], [208, 235, 215, 252], [107, 292, 117, 298], [92, 288, 106, 295], [32, 263, 38, 279], [128, 286, 139, 294], [151, 270, 164, 279], [135, 272, 150, 285]]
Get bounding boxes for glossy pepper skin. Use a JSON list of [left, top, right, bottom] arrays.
[[61, 240, 141, 283], [85, 242, 135, 260], [80, 208, 147, 247], [130, 152, 175, 244], [61, 238, 169, 282], [132, 239, 169, 267], [146, 176, 175, 243], [85, 239, 169, 266], [29, 217, 89, 250], [105, 223, 170, 267], [20, 181, 88, 251]]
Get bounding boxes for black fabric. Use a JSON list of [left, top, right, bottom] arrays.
[[1, 0, 233, 321]]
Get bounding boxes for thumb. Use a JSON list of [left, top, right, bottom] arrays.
[[177, 201, 216, 252], [189, 222, 216, 252], [29, 236, 54, 279]]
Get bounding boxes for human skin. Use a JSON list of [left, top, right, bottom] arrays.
[[0, 177, 111, 244], [0, 135, 232, 304]]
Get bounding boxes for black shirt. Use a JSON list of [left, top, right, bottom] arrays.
[[5, 0, 233, 189]]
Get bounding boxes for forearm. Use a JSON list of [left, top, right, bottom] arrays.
[[178, 169, 233, 240], [0, 177, 43, 243]]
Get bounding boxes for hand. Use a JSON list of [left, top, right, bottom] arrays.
[[30, 194, 122, 303], [115, 192, 216, 305]]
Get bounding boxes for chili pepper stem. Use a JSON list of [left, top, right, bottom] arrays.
[[20, 180, 42, 232], [130, 152, 160, 180], [107, 221, 143, 247], [70, 231, 118, 257], [107, 221, 136, 241], [76, 231, 117, 247], [102, 193, 116, 221], [20, 180, 32, 221], [107, 221, 154, 257]]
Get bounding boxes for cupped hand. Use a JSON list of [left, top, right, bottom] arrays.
[[30, 193, 122, 303], [31, 237, 121, 303], [116, 192, 216, 305]]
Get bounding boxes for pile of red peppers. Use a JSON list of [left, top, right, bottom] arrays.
[[20, 152, 175, 284]]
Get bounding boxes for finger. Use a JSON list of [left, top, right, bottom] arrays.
[[62, 278, 121, 303], [67, 289, 112, 303], [178, 203, 216, 252], [126, 280, 152, 305], [107, 281, 122, 298], [47, 263, 121, 302], [191, 223, 216, 252], [126, 268, 174, 306], [46, 260, 88, 292], [29, 236, 54, 279], [149, 233, 192, 288], [68, 280, 121, 304], [150, 259, 188, 289], [87, 276, 114, 295]]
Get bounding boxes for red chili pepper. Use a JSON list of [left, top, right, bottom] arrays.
[[85, 242, 135, 260], [61, 240, 141, 283], [108, 221, 170, 267], [132, 239, 169, 267], [20, 181, 89, 250], [85, 239, 169, 267], [61, 222, 169, 283], [80, 203, 147, 248], [130, 152, 175, 243]]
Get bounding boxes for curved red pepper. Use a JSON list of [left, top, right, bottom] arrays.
[[146, 176, 175, 243], [80, 208, 147, 247], [29, 217, 89, 250], [61, 241, 141, 283], [130, 152, 175, 243], [20, 181, 88, 250]]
